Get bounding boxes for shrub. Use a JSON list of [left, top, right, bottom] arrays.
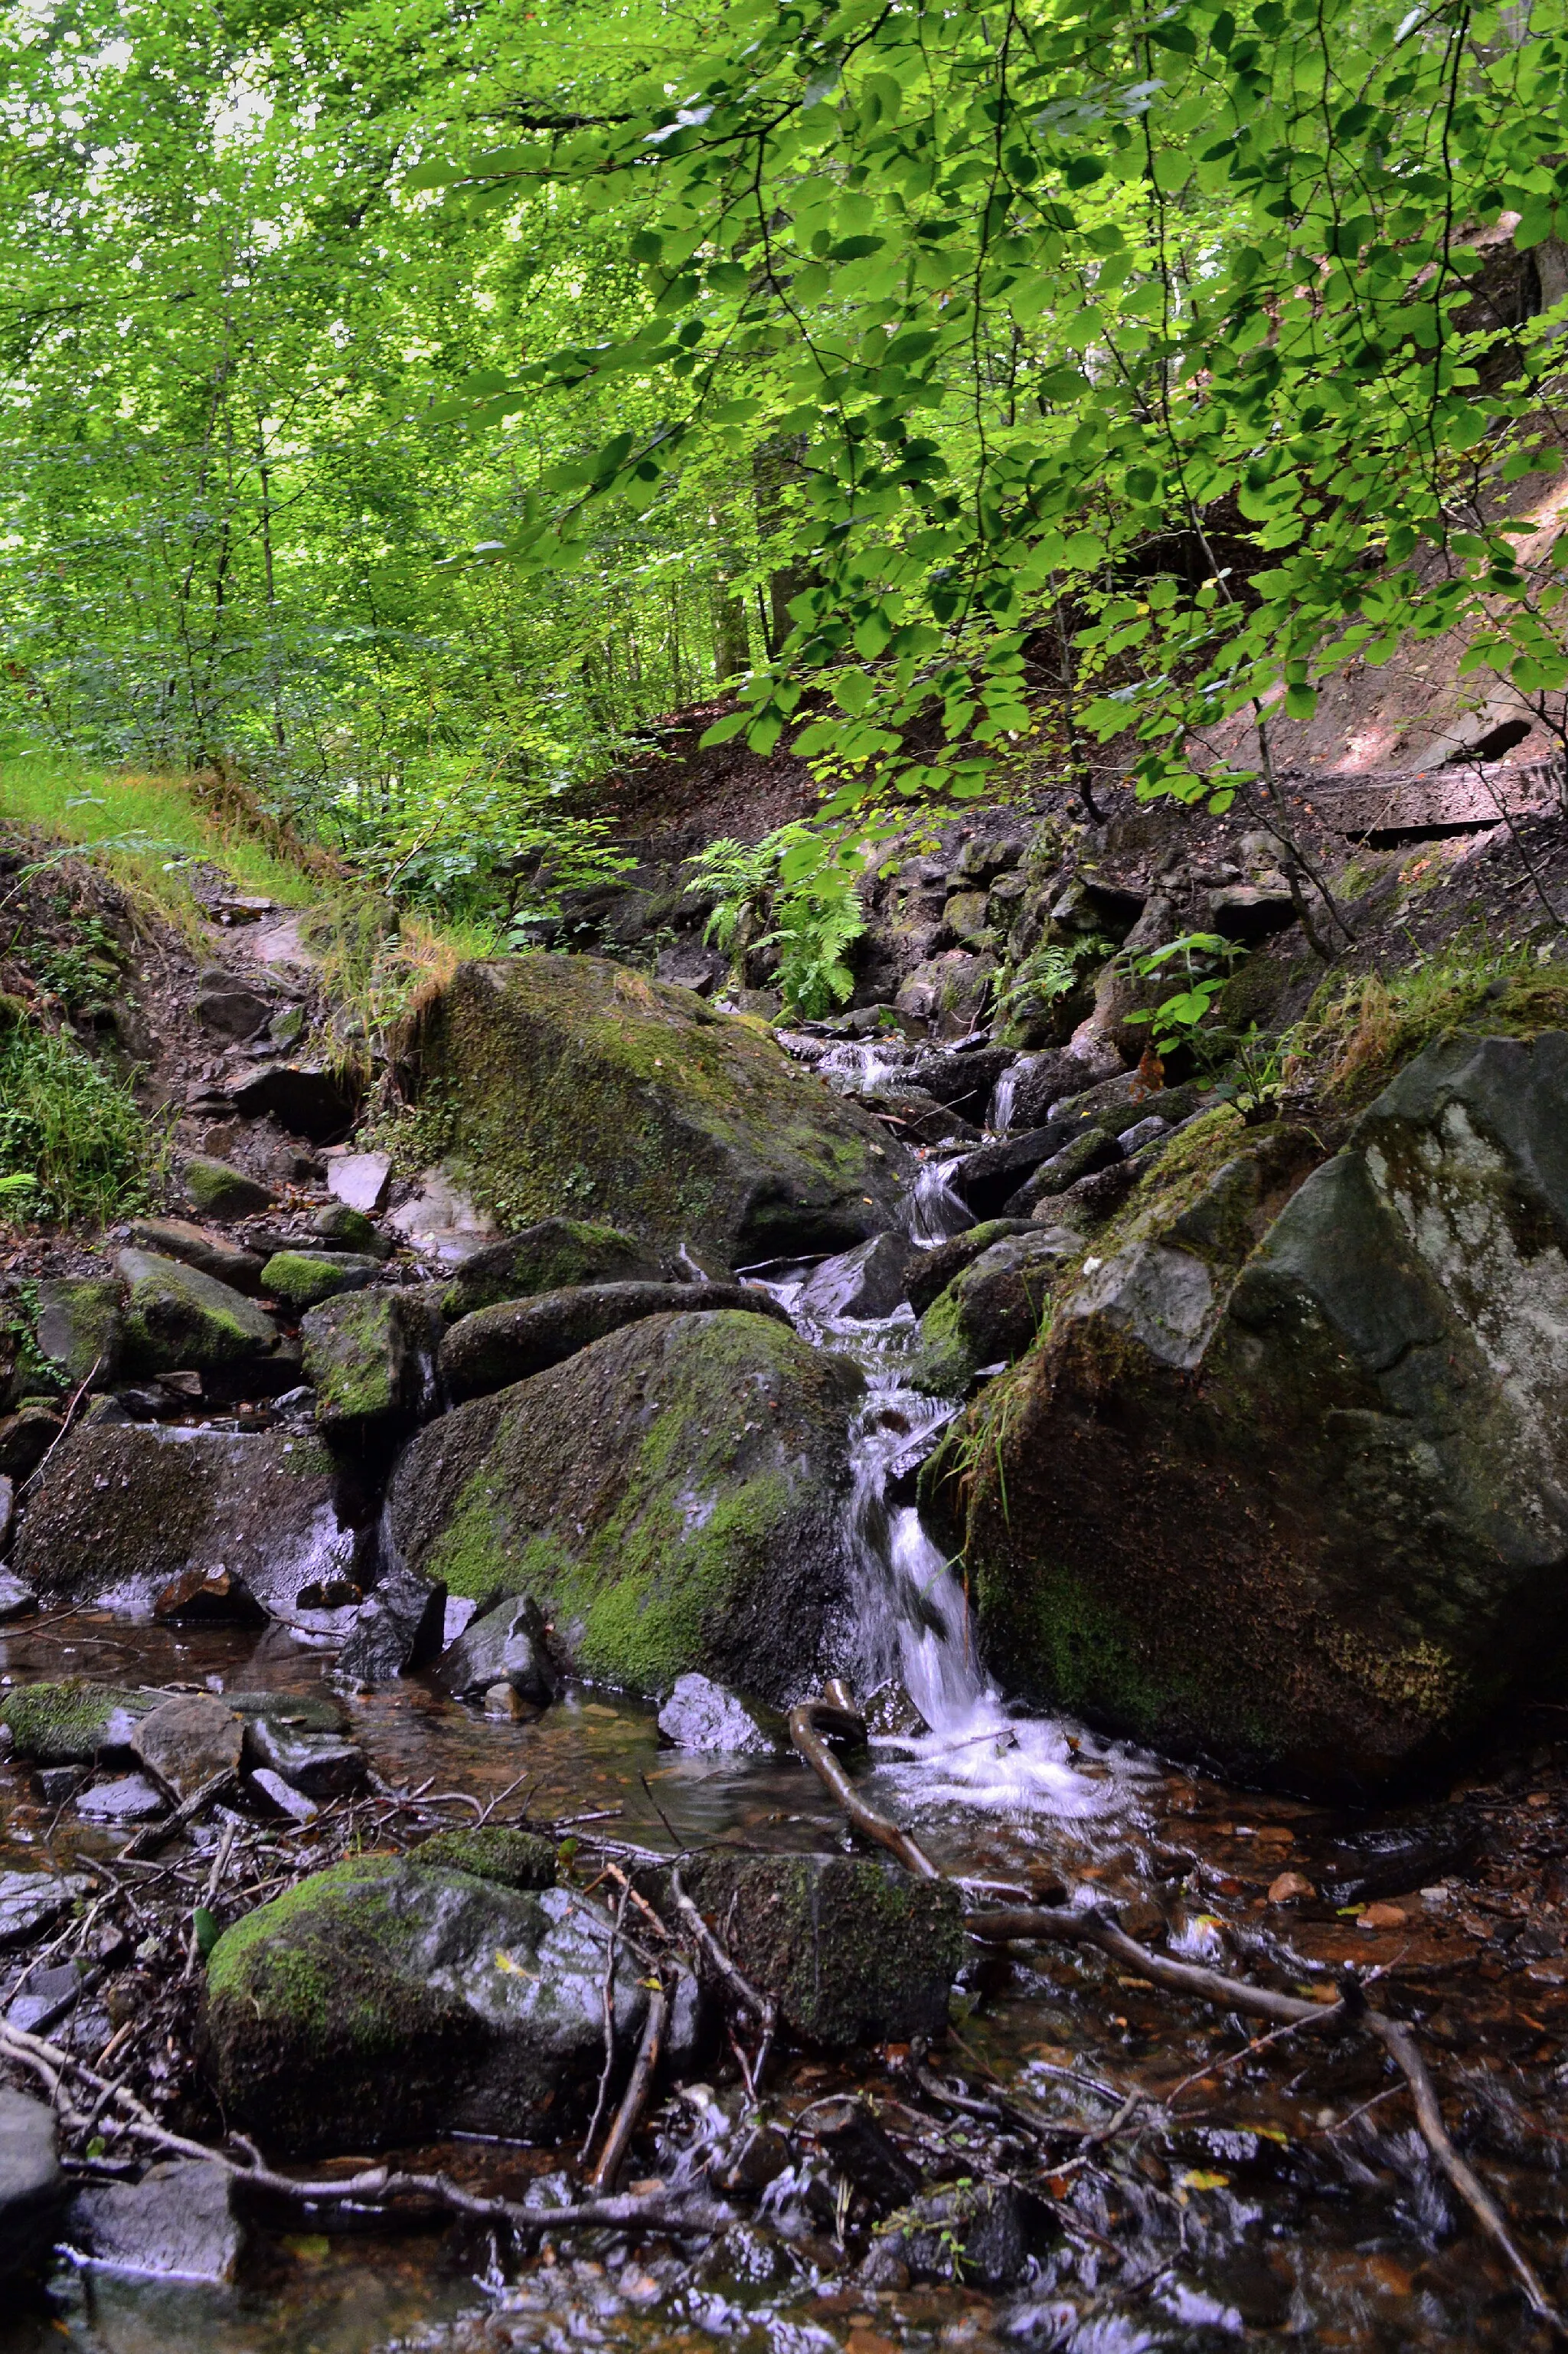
[[0, 1022, 153, 1225]]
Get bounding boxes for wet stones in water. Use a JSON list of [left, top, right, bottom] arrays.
[[880, 2182, 1044, 2290], [437, 1218, 666, 1321], [0, 1868, 92, 1949], [334, 1561, 448, 1686], [0, 1568, 34, 1627], [115, 1248, 286, 1380], [200, 1855, 658, 2153], [907, 1228, 1082, 1398], [301, 1287, 442, 1446], [410, 1826, 557, 1889], [806, 2095, 923, 2214], [906, 1221, 1037, 1319], [0, 1406, 60, 1478], [76, 1773, 168, 1823], [435, 1592, 555, 1704], [863, 1679, 932, 1738], [439, 1280, 790, 1404], [69, 2159, 246, 2284], [947, 1125, 1085, 1220], [1001, 1127, 1122, 1217], [126, 1216, 265, 1294], [242, 1712, 366, 1796], [129, 1692, 244, 1801], [181, 1156, 275, 1221], [1319, 1812, 1481, 1906], [656, 1672, 786, 1756], [0, 2088, 64, 2286], [904, 1044, 1016, 1123], [665, 1853, 963, 2048], [795, 1233, 914, 1322], [12, 1425, 357, 1631], [261, 1249, 382, 1313], [152, 1564, 264, 1623], [0, 1681, 159, 1766]]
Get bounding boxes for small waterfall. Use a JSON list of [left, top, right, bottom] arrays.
[[812, 1037, 912, 1097], [988, 1061, 1020, 1133], [906, 1154, 972, 1244]]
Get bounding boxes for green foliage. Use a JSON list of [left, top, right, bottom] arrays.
[[687, 822, 865, 1015], [997, 933, 1112, 1025], [1124, 933, 1238, 1060], [0, 1024, 153, 1225], [1291, 930, 1568, 1105]]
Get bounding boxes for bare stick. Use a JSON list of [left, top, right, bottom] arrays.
[[590, 1975, 669, 2195], [580, 1882, 629, 2166], [670, 1864, 778, 2091], [120, 1769, 237, 1862], [788, 1702, 939, 1879]]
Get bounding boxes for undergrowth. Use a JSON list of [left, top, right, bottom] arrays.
[[0, 1021, 156, 1224], [1289, 928, 1568, 1107]]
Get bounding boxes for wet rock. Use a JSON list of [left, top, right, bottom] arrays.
[[196, 982, 273, 1039], [854, 1084, 979, 1149], [0, 1568, 35, 1623], [0, 1405, 60, 1477], [1001, 1043, 1127, 1133], [795, 1233, 913, 1322], [311, 1202, 394, 1257], [1319, 1813, 1481, 1906], [8, 1959, 92, 2032], [228, 1061, 359, 1141], [387, 1166, 500, 1264], [300, 1287, 440, 1447], [400, 954, 909, 1266], [153, 1564, 265, 1623], [243, 1714, 365, 1795], [1001, 1127, 1122, 1216], [410, 1826, 557, 1889], [327, 1150, 392, 1215], [129, 1693, 244, 1800], [439, 1279, 789, 1404], [906, 1221, 1037, 1319], [13, 1424, 358, 1630], [0, 1868, 90, 1947], [808, 2095, 923, 2212], [34, 1278, 122, 1388], [70, 2159, 245, 2283], [667, 1854, 962, 2047], [903, 1044, 1014, 1123], [251, 1767, 317, 1822], [200, 1854, 658, 2153], [909, 1228, 1082, 1398], [948, 1126, 1079, 1220], [0, 2088, 63, 2284], [897, 2182, 1042, 2288], [656, 1672, 786, 1755], [77, 1773, 168, 1823], [946, 1035, 1568, 1787], [182, 1156, 274, 1220], [0, 1682, 158, 1766], [655, 937, 729, 996], [116, 1248, 283, 1379], [864, 1679, 932, 1738], [126, 1217, 264, 1293], [439, 1218, 667, 1319], [334, 1562, 448, 1685], [387, 1310, 864, 1703], [894, 950, 996, 1039], [261, 1249, 381, 1313], [435, 1591, 554, 1702]]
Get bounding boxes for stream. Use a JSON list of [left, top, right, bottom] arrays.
[[5, 1148, 1568, 2353]]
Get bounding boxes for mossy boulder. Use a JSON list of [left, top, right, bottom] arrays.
[[439, 1279, 790, 1404], [665, 1853, 962, 2047], [0, 1679, 158, 1765], [906, 1221, 1037, 1319], [310, 1203, 393, 1257], [126, 1218, 264, 1294], [398, 956, 909, 1268], [907, 1228, 1081, 1398], [300, 1288, 441, 1443], [942, 1032, 1568, 1793], [115, 1250, 284, 1379], [33, 1280, 123, 1390], [261, 1251, 381, 1314], [201, 1855, 652, 2152], [410, 1826, 557, 1889], [182, 1158, 273, 1220], [439, 1219, 665, 1319], [11, 1424, 358, 1630], [387, 1309, 864, 1702]]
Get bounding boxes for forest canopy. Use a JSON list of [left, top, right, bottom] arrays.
[[4, 0, 1567, 917]]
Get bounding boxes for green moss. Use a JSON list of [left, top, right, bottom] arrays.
[[302, 1292, 396, 1423], [0, 1679, 155, 1763], [205, 1856, 401, 2036], [410, 1826, 557, 1888], [262, 1251, 376, 1313]]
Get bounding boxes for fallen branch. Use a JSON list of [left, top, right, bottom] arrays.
[[590, 1973, 669, 2194], [670, 1865, 778, 2092], [120, 1769, 237, 1861], [788, 1702, 939, 1879]]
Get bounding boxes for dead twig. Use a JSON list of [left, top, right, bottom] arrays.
[[119, 1769, 237, 1862], [670, 1864, 778, 2094], [788, 1701, 939, 1879], [590, 1972, 670, 2195]]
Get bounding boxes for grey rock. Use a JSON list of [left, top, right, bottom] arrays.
[[7, 1960, 88, 2033], [655, 938, 728, 996], [243, 1715, 366, 1796], [77, 1774, 168, 1823], [437, 1218, 668, 1320], [301, 1287, 441, 1443], [0, 1683, 159, 1766], [0, 1567, 35, 1622], [1000, 1127, 1122, 1215], [436, 1593, 554, 1703], [906, 1221, 1037, 1319], [70, 2159, 244, 2283], [439, 1278, 790, 1404], [130, 1693, 244, 1801], [903, 1045, 1014, 1120], [0, 1474, 14, 1553], [0, 2088, 63, 2284], [656, 1672, 784, 1755], [0, 1405, 60, 1476], [795, 1232, 914, 1323], [908, 1229, 1082, 1398], [334, 1563, 448, 1686], [250, 1767, 318, 1823], [327, 1151, 393, 1215], [126, 1216, 264, 1293], [115, 1248, 282, 1378], [77, 1393, 132, 1430], [182, 1156, 274, 1220], [0, 1869, 90, 1949], [34, 1278, 122, 1388], [310, 1201, 394, 1257], [196, 983, 273, 1039]]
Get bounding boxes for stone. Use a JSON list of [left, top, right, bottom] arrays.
[[400, 954, 910, 1267], [33, 1278, 122, 1388], [439, 1279, 790, 1405], [116, 1248, 283, 1379], [260, 1249, 382, 1313], [1268, 1872, 1315, 1905], [0, 1868, 90, 1947], [311, 1202, 394, 1257], [153, 1564, 263, 1622], [0, 1683, 158, 1766], [200, 1854, 660, 2153], [301, 1287, 441, 1444], [655, 938, 728, 996], [70, 2159, 244, 2283], [387, 1166, 500, 1264], [656, 1672, 784, 1755], [77, 1774, 168, 1823], [939, 1036, 1568, 1789], [942, 888, 995, 950], [0, 1568, 35, 1623], [8, 1960, 90, 2032], [126, 1216, 265, 1293], [410, 1826, 557, 1889], [666, 1853, 962, 2047], [434, 1592, 554, 1702], [904, 1045, 1014, 1122], [182, 1156, 274, 1219], [252, 1768, 317, 1821], [1001, 1044, 1128, 1133], [0, 2088, 63, 2284], [893, 950, 997, 1039], [333, 1561, 448, 1685], [908, 1228, 1081, 1397], [243, 1715, 366, 1795], [12, 1424, 358, 1631], [795, 1233, 914, 1323], [195, 982, 273, 1038], [906, 1221, 1037, 1318], [1000, 1128, 1122, 1216], [0, 1406, 60, 1476], [328, 1150, 393, 1214], [854, 1084, 979, 1148], [438, 1218, 666, 1319], [0, 1473, 12, 1552], [227, 1061, 360, 1141], [387, 1309, 864, 1702], [129, 1693, 244, 1801]]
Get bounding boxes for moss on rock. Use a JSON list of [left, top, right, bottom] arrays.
[[116, 1248, 281, 1377], [262, 1251, 381, 1314], [439, 1220, 665, 1320], [410, 1826, 557, 1888], [0, 1679, 158, 1764]]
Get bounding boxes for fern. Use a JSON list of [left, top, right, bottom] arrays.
[[684, 824, 865, 1015]]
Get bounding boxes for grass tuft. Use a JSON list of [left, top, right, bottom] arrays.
[[1289, 927, 1568, 1107]]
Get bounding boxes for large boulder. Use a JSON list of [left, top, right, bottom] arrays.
[[0, 2088, 64, 2285], [115, 1249, 287, 1382], [11, 1424, 359, 1631], [439, 1219, 665, 1319], [907, 1227, 1082, 1398], [300, 1287, 441, 1444], [938, 1034, 1568, 1793], [439, 1279, 790, 1404], [387, 1309, 864, 1702], [397, 956, 909, 1267], [201, 1854, 654, 2152]]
